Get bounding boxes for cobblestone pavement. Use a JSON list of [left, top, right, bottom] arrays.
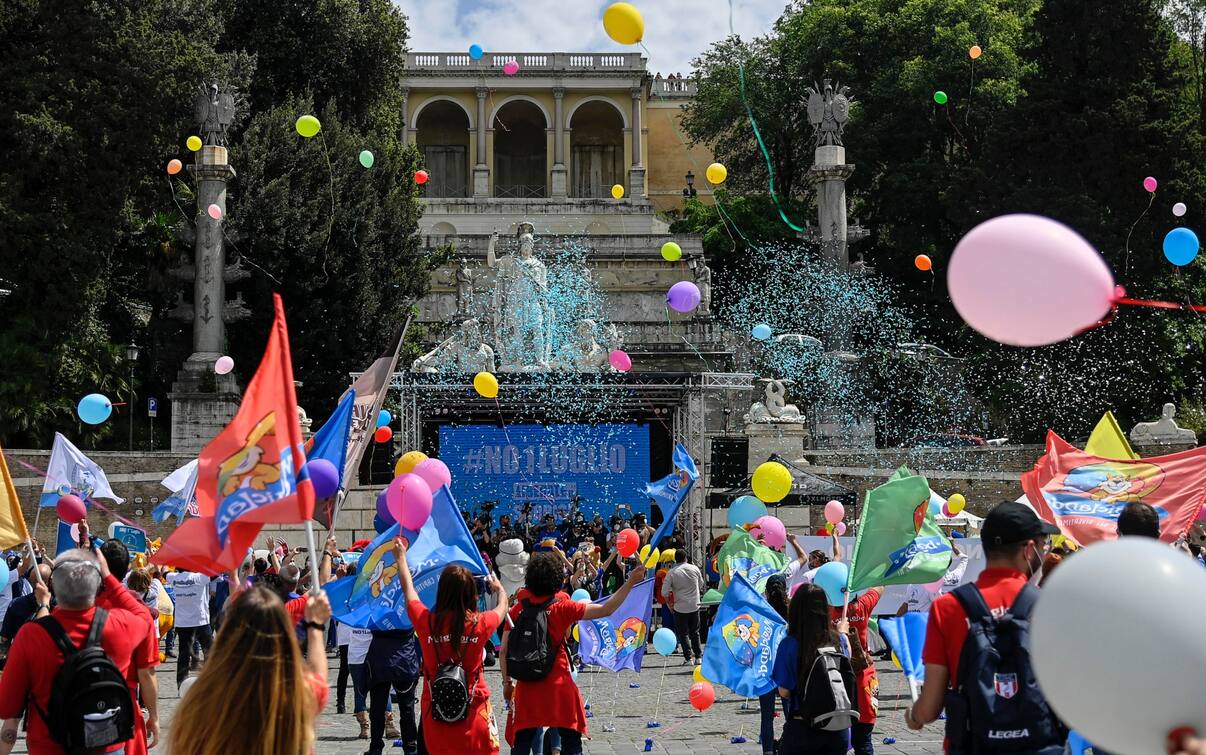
[[11, 652, 945, 754]]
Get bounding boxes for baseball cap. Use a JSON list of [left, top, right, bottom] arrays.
[[981, 500, 1060, 547]]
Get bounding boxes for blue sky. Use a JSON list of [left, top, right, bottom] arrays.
[[394, 0, 791, 74]]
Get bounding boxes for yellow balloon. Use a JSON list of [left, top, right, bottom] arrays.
[[394, 450, 428, 477], [572, 624, 580, 641], [186, 135, 202, 152], [947, 493, 966, 515], [295, 114, 321, 138], [611, 184, 625, 199], [602, 2, 644, 45], [705, 162, 727, 185], [751, 461, 792, 503], [473, 371, 499, 399], [692, 665, 706, 683]]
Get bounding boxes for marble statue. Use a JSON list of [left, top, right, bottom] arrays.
[[689, 256, 713, 316], [806, 79, 851, 148], [744, 379, 805, 424], [487, 223, 552, 371], [454, 257, 474, 314], [411, 319, 497, 373], [1130, 403, 1198, 445], [552, 318, 611, 372]]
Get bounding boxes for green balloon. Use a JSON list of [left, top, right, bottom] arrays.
[[295, 114, 321, 138], [359, 150, 374, 169], [661, 242, 682, 261], [933, 90, 949, 105]]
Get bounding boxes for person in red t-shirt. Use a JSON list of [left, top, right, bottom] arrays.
[[99, 538, 160, 755], [501, 553, 647, 755], [905, 500, 1058, 747], [832, 585, 883, 755], [394, 536, 508, 755], [0, 547, 154, 755]]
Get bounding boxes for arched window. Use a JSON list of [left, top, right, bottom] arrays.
[[570, 101, 624, 198], [493, 100, 547, 198], [415, 100, 471, 198]]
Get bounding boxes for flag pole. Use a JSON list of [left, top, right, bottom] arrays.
[[304, 518, 322, 594]]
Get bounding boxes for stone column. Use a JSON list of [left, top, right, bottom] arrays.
[[400, 89, 410, 145], [550, 87, 568, 198], [628, 87, 646, 198], [473, 87, 490, 197], [808, 145, 855, 267]]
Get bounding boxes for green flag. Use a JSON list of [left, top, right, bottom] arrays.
[[717, 527, 786, 593], [848, 466, 953, 592]]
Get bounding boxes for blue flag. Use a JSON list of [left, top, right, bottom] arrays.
[[645, 443, 698, 547], [307, 391, 355, 527], [877, 613, 928, 686], [702, 574, 786, 697], [576, 577, 655, 672], [325, 486, 488, 630]]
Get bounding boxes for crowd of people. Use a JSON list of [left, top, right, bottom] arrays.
[[0, 500, 1202, 755]]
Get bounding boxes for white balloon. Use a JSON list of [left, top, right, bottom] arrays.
[[1032, 538, 1206, 755], [1173, 202, 1188, 217], [179, 675, 197, 697]]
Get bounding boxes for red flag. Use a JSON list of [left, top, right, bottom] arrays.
[[1022, 431, 1206, 546], [152, 294, 313, 574]]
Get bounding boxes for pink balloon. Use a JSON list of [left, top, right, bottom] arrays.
[[835, 522, 847, 536], [503, 60, 520, 76], [206, 203, 222, 220], [941, 503, 953, 518], [412, 458, 452, 492], [824, 500, 845, 524], [609, 349, 632, 372], [1143, 176, 1158, 193], [214, 355, 234, 375], [1196, 504, 1206, 522], [56, 494, 87, 525], [948, 215, 1115, 347], [753, 515, 787, 549], [387, 474, 433, 530]]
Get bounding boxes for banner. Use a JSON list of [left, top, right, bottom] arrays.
[[848, 467, 952, 593], [38, 433, 124, 507], [717, 527, 786, 593], [153, 459, 198, 525], [0, 446, 30, 550], [1022, 431, 1206, 545], [307, 390, 355, 528], [576, 577, 655, 672], [325, 486, 488, 630], [877, 613, 928, 697], [645, 443, 698, 548], [1084, 411, 1139, 460], [341, 323, 406, 493], [702, 574, 786, 698]]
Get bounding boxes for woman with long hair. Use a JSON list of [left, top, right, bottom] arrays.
[[770, 585, 855, 755], [169, 584, 332, 755], [395, 536, 508, 754]]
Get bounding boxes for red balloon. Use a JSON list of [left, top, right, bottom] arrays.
[[616, 528, 639, 558], [56, 494, 87, 525], [689, 681, 715, 711], [374, 426, 394, 443], [415, 170, 429, 185]]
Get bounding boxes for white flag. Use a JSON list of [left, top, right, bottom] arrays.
[[38, 433, 125, 507]]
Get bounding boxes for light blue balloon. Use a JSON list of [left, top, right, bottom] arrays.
[[376, 409, 392, 428], [653, 627, 677, 656], [727, 495, 768, 529], [813, 561, 849, 607], [0, 561, 10, 593], [1163, 227, 1200, 266], [751, 323, 773, 341], [929, 495, 943, 517], [77, 393, 112, 425], [571, 588, 591, 603], [469, 44, 484, 60]]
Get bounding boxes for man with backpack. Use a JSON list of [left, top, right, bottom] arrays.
[[905, 500, 1064, 754], [0, 546, 158, 754]]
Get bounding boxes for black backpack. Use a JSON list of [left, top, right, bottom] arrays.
[[797, 645, 859, 731], [945, 584, 1065, 755], [505, 597, 556, 682], [34, 609, 136, 753], [427, 616, 472, 723]]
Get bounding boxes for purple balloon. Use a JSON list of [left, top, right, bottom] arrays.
[[666, 281, 701, 313], [376, 489, 396, 526], [304, 459, 339, 499]]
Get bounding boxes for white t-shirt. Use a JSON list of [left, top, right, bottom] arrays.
[[167, 571, 212, 628], [347, 628, 374, 665], [0, 577, 31, 626], [781, 560, 820, 595]]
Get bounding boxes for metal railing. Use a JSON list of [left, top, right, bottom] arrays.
[[494, 184, 546, 199], [406, 52, 646, 73]]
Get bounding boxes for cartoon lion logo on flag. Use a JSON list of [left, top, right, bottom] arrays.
[[217, 413, 283, 497], [722, 612, 761, 667]]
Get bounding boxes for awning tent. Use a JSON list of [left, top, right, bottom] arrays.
[[707, 456, 857, 509]]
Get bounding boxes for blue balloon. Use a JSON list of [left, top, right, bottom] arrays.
[[304, 459, 339, 499], [728, 495, 768, 529], [751, 323, 773, 341], [376, 409, 392, 428], [469, 44, 484, 60], [813, 561, 849, 607], [1164, 227, 1200, 266], [373, 512, 389, 534], [652, 627, 677, 656], [571, 588, 591, 603], [0, 561, 10, 592], [77, 393, 112, 425], [929, 494, 943, 517]]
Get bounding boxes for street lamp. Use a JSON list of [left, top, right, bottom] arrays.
[[124, 344, 139, 451], [682, 171, 697, 198]]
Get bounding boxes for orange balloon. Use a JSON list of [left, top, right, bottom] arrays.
[[914, 254, 933, 272], [969, 45, 982, 60], [166, 159, 182, 175]]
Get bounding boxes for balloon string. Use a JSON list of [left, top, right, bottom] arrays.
[[1117, 296, 1206, 313], [317, 131, 336, 283], [491, 397, 558, 511], [651, 658, 669, 723], [1124, 192, 1155, 276], [165, 176, 196, 229], [965, 58, 975, 127]]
